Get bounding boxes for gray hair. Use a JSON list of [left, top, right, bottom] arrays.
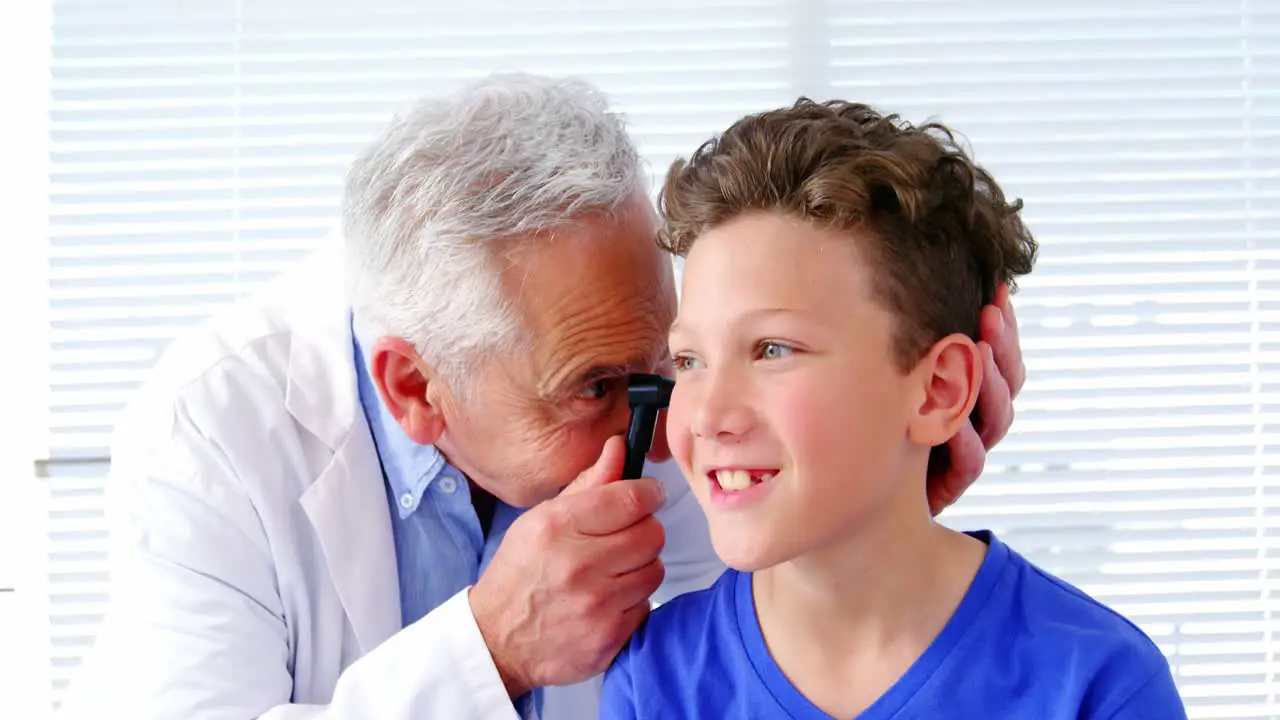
[[342, 72, 645, 387]]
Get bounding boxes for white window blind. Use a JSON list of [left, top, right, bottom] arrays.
[[829, 4, 1279, 718], [35, 0, 1276, 717]]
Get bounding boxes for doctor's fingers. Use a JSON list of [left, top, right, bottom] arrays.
[[586, 514, 666, 576], [611, 558, 666, 611], [561, 476, 666, 537], [983, 284, 1026, 399], [973, 341, 1014, 449]]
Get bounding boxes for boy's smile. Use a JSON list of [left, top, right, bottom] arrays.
[[704, 467, 780, 508], [665, 210, 936, 572]]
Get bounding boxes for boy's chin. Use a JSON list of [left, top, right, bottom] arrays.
[[711, 527, 797, 573]]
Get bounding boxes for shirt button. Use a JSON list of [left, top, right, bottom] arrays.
[[438, 476, 458, 494], [399, 493, 414, 509]]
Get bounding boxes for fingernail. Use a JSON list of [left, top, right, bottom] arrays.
[[653, 478, 667, 504]]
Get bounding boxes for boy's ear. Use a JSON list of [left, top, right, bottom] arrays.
[[906, 334, 984, 448], [369, 336, 449, 446]]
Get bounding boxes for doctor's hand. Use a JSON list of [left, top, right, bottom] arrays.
[[469, 435, 666, 700], [927, 282, 1025, 515]]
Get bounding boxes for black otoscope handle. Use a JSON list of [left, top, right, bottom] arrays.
[[622, 373, 676, 479]]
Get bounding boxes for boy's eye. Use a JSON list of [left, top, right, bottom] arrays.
[[760, 341, 794, 360], [672, 355, 704, 372]]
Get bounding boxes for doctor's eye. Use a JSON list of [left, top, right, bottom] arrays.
[[575, 379, 611, 400]]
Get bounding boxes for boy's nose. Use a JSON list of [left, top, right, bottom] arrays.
[[690, 368, 756, 440]]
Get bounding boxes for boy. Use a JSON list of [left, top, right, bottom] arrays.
[[598, 100, 1186, 719]]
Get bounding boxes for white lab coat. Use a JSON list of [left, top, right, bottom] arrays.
[[56, 245, 724, 720]]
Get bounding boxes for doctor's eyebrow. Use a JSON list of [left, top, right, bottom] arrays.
[[578, 364, 631, 383], [567, 364, 633, 396], [547, 355, 655, 400]]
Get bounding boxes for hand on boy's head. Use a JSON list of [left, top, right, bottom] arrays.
[[926, 283, 1025, 516], [986, 283, 1026, 401]]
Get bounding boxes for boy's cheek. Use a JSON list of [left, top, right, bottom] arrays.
[[663, 398, 699, 487]]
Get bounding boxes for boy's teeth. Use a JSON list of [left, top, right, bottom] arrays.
[[718, 469, 752, 491], [714, 469, 776, 492]]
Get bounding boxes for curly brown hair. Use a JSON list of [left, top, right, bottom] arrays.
[[658, 98, 1039, 371]]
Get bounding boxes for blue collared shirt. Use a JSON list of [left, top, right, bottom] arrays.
[[352, 323, 539, 717]]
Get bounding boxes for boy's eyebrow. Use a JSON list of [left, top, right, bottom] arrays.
[[739, 307, 808, 323], [670, 307, 813, 338]]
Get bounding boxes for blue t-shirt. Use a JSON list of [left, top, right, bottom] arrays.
[[600, 531, 1186, 719]]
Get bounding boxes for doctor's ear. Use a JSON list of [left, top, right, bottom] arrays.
[[370, 336, 447, 446], [906, 334, 983, 448]]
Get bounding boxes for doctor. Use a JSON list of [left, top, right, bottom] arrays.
[[57, 73, 1026, 720]]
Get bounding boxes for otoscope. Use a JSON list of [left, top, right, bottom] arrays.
[[622, 373, 676, 479]]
